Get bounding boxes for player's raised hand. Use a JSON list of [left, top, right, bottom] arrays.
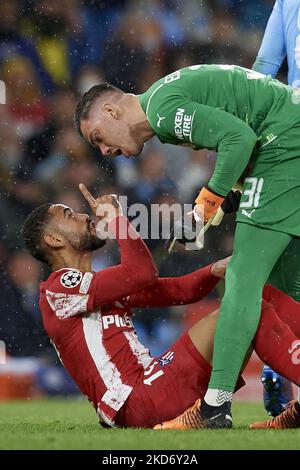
[[211, 256, 231, 278], [79, 183, 123, 223], [79, 183, 97, 210], [194, 186, 225, 225]]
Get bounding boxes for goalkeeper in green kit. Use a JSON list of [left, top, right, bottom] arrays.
[[75, 64, 300, 428]]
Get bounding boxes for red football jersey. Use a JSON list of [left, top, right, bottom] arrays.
[[39, 216, 218, 427], [40, 267, 153, 426]]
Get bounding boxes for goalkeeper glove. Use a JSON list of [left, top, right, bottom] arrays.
[[221, 189, 241, 214], [165, 189, 241, 253], [208, 189, 241, 227], [194, 186, 225, 224]]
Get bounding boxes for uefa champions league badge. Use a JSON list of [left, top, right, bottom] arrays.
[[60, 270, 83, 288]]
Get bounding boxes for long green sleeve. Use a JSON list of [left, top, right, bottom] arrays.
[[186, 103, 257, 196], [143, 95, 258, 196], [138, 64, 286, 196]]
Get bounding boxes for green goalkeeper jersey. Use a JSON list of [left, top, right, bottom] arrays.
[[139, 64, 300, 197]]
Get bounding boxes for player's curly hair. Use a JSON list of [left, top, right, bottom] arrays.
[[74, 83, 122, 136], [21, 203, 53, 264]]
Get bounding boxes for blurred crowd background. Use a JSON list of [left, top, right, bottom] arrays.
[[0, 0, 277, 398]]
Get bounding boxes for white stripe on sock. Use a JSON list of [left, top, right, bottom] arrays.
[[204, 388, 233, 406]]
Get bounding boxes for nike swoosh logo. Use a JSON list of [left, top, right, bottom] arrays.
[[210, 413, 222, 421]]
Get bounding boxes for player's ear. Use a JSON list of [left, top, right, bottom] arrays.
[[103, 102, 119, 119], [43, 231, 65, 248]]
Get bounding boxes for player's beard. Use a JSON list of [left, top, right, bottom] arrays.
[[79, 233, 106, 251], [68, 230, 106, 252]]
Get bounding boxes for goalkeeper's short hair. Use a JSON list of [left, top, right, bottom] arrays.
[[74, 83, 122, 136]]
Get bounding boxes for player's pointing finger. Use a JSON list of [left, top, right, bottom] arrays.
[[79, 183, 95, 207]]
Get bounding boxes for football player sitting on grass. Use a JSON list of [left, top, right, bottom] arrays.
[[21, 185, 300, 429]]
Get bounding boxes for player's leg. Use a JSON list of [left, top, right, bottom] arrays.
[[153, 311, 218, 430], [251, 288, 300, 429], [254, 298, 300, 387], [187, 309, 218, 364], [189, 309, 253, 371], [267, 238, 300, 315], [202, 222, 291, 428], [154, 289, 300, 430], [115, 312, 219, 428], [260, 239, 300, 416], [153, 310, 248, 430], [263, 284, 300, 336]]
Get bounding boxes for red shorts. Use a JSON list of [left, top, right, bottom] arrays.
[[115, 333, 244, 428]]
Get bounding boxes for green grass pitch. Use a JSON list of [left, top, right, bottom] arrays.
[[0, 399, 299, 450]]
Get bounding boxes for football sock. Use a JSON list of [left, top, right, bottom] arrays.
[[204, 389, 233, 407]]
